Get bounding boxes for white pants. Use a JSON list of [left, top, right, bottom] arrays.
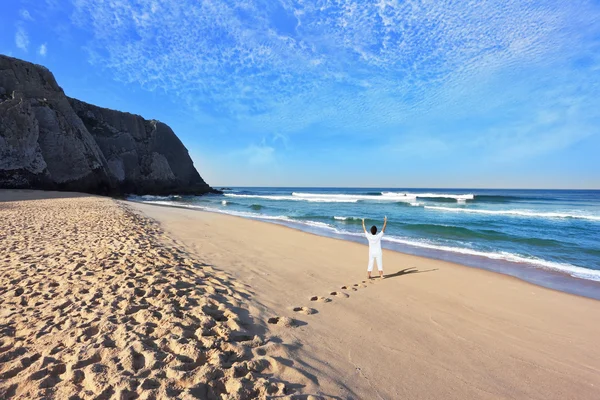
[[367, 252, 383, 272]]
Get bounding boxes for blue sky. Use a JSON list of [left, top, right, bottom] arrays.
[[2, 0, 599, 188]]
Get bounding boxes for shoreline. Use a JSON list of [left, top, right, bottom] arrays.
[[3, 190, 600, 399], [129, 199, 600, 399], [131, 199, 600, 301]]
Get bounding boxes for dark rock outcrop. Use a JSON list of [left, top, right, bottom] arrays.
[[68, 98, 213, 195], [0, 55, 215, 196]]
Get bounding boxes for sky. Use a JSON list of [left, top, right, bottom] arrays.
[[1, 0, 600, 188]]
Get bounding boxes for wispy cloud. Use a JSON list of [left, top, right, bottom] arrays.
[[15, 26, 29, 51], [272, 132, 290, 149], [229, 133, 290, 166], [38, 43, 47, 56], [66, 0, 600, 159], [19, 9, 34, 21]]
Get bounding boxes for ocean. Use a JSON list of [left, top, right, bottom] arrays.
[[130, 188, 600, 299]]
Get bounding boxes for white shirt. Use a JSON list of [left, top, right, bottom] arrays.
[[365, 231, 384, 254]]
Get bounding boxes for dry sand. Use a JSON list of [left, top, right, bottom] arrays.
[[0, 191, 308, 399], [1, 191, 599, 399]]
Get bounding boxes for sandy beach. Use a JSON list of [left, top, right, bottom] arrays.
[[0, 191, 301, 399], [1, 191, 600, 399]]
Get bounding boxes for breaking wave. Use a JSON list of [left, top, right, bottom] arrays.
[[224, 192, 474, 203], [425, 206, 600, 221]]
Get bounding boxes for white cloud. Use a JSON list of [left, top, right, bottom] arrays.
[[19, 9, 34, 21], [69, 1, 599, 113], [15, 27, 29, 51], [272, 132, 289, 149], [66, 0, 600, 160], [38, 43, 47, 56]]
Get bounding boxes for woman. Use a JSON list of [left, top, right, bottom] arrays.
[[362, 216, 387, 279]]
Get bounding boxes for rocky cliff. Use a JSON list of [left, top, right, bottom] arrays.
[[0, 55, 214, 196]]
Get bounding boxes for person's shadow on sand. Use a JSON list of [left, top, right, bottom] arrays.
[[384, 267, 438, 279]]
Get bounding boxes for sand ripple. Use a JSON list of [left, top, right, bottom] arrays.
[[0, 196, 306, 399]]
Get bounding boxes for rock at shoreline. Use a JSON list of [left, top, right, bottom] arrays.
[[0, 54, 215, 196]]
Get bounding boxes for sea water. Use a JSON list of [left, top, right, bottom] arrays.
[[131, 188, 600, 299]]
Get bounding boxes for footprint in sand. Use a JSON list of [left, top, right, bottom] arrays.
[[329, 291, 349, 298], [341, 285, 358, 291], [292, 306, 316, 315], [353, 283, 368, 289], [267, 316, 296, 327], [309, 296, 331, 303]]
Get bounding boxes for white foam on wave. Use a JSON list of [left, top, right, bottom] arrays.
[[224, 193, 359, 203], [134, 199, 339, 231], [425, 206, 600, 221], [381, 192, 474, 201], [302, 220, 333, 229], [387, 238, 600, 282], [136, 195, 172, 201], [294, 192, 473, 202], [131, 195, 183, 202], [292, 192, 398, 201], [338, 230, 600, 282], [221, 200, 227, 205], [334, 216, 361, 221], [225, 192, 473, 203]]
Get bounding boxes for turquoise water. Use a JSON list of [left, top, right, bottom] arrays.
[[131, 188, 600, 299]]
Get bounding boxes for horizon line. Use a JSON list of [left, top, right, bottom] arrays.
[[212, 186, 600, 191]]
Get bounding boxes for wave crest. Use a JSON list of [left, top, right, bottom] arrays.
[[425, 206, 600, 221], [377, 235, 600, 282], [334, 216, 361, 221], [224, 192, 474, 203], [381, 192, 474, 201]]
